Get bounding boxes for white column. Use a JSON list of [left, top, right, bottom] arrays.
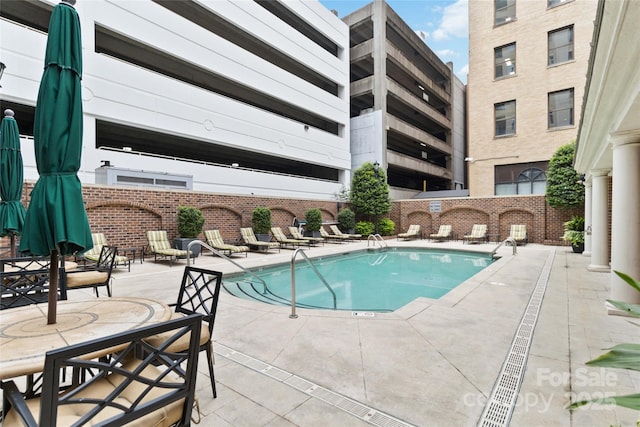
[[610, 134, 640, 304], [582, 180, 592, 257], [588, 170, 610, 272]]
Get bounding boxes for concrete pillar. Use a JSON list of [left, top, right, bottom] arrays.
[[582, 180, 592, 257], [610, 133, 640, 304], [588, 170, 610, 272]]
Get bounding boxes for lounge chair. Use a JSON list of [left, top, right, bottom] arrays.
[[271, 227, 310, 249], [398, 224, 421, 240], [509, 224, 528, 245], [330, 225, 362, 240], [430, 225, 452, 242], [83, 232, 131, 271], [463, 224, 488, 244], [204, 229, 249, 257], [240, 227, 280, 252], [146, 230, 193, 266], [320, 226, 349, 242], [288, 226, 324, 245]]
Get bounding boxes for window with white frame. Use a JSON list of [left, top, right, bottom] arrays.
[[495, 100, 516, 136], [548, 88, 574, 128], [495, 0, 516, 25], [548, 26, 574, 65], [548, 0, 571, 8], [495, 162, 548, 195], [495, 43, 516, 78]]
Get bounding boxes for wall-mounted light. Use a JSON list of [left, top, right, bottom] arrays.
[[101, 160, 111, 167], [304, 124, 309, 131], [0, 62, 6, 88], [373, 161, 380, 178], [576, 173, 586, 184]]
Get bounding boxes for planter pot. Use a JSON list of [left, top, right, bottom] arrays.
[[571, 243, 584, 254], [255, 233, 271, 242], [173, 238, 201, 257], [304, 230, 321, 238]]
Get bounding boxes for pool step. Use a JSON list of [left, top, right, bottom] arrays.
[[223, 280, 321, 310]]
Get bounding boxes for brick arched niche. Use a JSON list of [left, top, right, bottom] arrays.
[[319, 208, 336, 222], [85, 202, 162, 248], [403, 210, 432, 235], [271, 207, 298, 229], [200, 205, 243, 241], [439, 207, 490, 238], [498, 209, 535, 243]]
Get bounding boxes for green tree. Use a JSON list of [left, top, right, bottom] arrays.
[[546, 141, 585, 208], [350, 162, 391, 232]]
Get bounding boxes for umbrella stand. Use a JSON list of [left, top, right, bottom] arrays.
[[47, 250, 58, 325]]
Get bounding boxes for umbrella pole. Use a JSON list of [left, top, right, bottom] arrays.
[[10, 234, 16, 258], [47, 250, 58, 324]]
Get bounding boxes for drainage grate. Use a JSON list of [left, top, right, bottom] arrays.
[[215, 345, 416, 427], [477, 249, 555, 427]]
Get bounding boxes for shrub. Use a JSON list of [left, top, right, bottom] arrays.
[[562, 215, 585, 245], [304, 208, 322, 232], [337, 208, 355, 232], [177, 206, 204, 238], [355, 221, 374, 236], [377, 218, 395, 236], [251, 207, 272, 234]]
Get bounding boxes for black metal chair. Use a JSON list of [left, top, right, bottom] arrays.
[[61, 245, 117, 297], [1, 314, 202, 426], [145, 266, 222, 398], [0, 256, 62, 310]]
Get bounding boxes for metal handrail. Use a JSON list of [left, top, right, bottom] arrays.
[[367, 234, 388, 248], [186, 240, 268, 293], [491, 237, 518, 257], [289, 248, 337, 319]]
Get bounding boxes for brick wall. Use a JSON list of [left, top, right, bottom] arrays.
[[10, 182, 580, 252]]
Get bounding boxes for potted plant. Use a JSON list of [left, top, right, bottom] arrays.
[[304, 208, 322, 238], [562, 215, 585, 253], [337, 208, 355, 234], [252, 207, 272, 242], [175, 206, 205, 256]]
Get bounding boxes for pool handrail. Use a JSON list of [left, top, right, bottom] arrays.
[[367, 234, 388, 248], [491, 237, 518, 257], [186, 239, 268, 294], [290, 248, 337, 319]]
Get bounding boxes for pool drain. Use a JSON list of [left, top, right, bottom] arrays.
[[215, 343, 415, 427], [477, 248, 555, 427]]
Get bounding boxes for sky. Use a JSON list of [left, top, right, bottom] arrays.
[[318, 0, 469, 83]]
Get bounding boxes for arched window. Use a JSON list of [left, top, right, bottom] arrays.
[[517, 168, 546, 194]]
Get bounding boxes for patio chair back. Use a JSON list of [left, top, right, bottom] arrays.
[[61, 245, 117, 298], [0, 314, 202, 426], [1, 258, 54, 310]]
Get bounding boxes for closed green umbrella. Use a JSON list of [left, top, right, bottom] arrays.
[[20, 0, 92, 324], [0, 109, 27, 257]]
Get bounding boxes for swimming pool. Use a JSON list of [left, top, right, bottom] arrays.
[[223, 248, 494, 312]]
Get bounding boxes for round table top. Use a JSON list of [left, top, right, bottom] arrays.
[[0, 297, 171, 380]]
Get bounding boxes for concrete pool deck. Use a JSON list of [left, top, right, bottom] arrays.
[[90, 239, 638, 426]]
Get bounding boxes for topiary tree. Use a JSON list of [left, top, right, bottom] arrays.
[[304, 208, 322, 232], [546, 141, 585, 208], [251, 207, 272, 235], [337, 208, 355, 233], [350, 162, 391, 233], [177, 206, 204, 238]]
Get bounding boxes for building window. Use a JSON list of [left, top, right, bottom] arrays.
[[495, 100, 516, 136], [548, 26, 574, 65], [548, 0, 571, 8], [495, 0, 516, 25], [548, 88, 574, 128], [495, 43, 516, 78], [495, 163, 548, 195]]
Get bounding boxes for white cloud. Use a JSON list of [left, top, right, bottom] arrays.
[[436, 49, 457, 58], [432, 0, 468, 41]]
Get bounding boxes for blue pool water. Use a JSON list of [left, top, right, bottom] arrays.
[[224, 248, 493, 312]]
